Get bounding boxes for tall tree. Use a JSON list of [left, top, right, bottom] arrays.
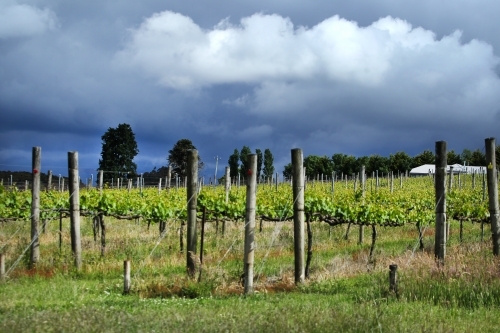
[[447, 150, 463, 165], [228, 149, 240, 179], [389, 151, 412, 173], [168, 139, 204, 178], [470, 149, 486, 166], [239, 146, 252, 175], [304, 155, 334, 179], [366, 154, 390, 175], [256, 149, 263, 180], [263, 149, 275, 180], [332, 153, 357, 175], [98, 123, 139, 182], [412, 150, 434, 168]]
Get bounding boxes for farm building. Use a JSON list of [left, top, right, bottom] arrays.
[[409, 164, 486, 176]]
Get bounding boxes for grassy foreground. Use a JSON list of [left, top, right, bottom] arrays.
[[1, 215, 500, 332]]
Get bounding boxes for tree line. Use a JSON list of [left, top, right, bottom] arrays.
[[282, 148, 492, 180], [96, 123, 496, 183]]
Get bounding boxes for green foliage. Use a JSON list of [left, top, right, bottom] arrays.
[[447, 150, 463, 165], [389, 151, 412, 173], [255, 149, 263, 179], [168, 139, 204, 178], [263, 148, 275, 180], [304, 155, 334, 179], [98, 123, 139, 182], [228, 149, 239, 179], [239, 146, 252, 175], [411, 150, 434, 168]]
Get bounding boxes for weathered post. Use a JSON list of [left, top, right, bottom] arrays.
[[485, 138, 500, 255], [123, 260, 131, 294], [0, 253, 5, 280], [186, 150, 198, 278], [47, 170, 52, 191], [225, 167, 231, 203], [291, 148, 305, 284], [30, 147, 41, 267], [435, 141, 447, 264], [243, 154, 257, 294], [448, 166, 454, 192], [68, 152, 82, 270], [358, 166, 366, 245], [389, 264, 398, 295]]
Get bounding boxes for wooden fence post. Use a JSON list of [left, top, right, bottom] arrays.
[[291, 148, 305, 284], [68, 152, 82, 270], [30, 147, 41, 267], [485, 138, 500, 255], [124, 260, 131, 294], [389, 264, 398, 294], [435, 141, 447, 264], [47, 170, 52, 191], [0, 253, 5, 280], [243, 154, 257, 294], [186, 150, 198, 278]]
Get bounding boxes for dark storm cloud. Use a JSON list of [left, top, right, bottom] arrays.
[[1, 0, 500, 181]]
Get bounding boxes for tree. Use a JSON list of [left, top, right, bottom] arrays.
[[412, 150, 434, 168], [470, 149, 486, 166], [263, 149, 275, 180], [228, 149, 239, 179], [389, 151, 412, 173], [332, 153, 357, 176], [98, 123, 139, 182], [283, 163, 292, 180], [168, 139, 204, 178], [366, 154, 390, 175], [239, 146, 252, 175], [447, 150, 462, 165], [461, 149, 473, 165], [256, 149, 263, 180], [304, 155, 334, 179]]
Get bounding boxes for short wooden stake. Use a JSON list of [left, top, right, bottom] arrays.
[[0, 253, 5, 280], [123, 260, 131, 294], [389, 264, 398, 294]]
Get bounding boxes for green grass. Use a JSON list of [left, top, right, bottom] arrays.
[[1, 216, 500, 332]]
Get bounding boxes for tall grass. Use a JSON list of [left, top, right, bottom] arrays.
[[1, 214, 500, 332]]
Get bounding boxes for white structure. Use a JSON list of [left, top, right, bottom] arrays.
[[410, 164, 486, 176]]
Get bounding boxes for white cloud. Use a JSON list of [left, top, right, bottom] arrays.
[[116, 12, 422, 89], [0, 3, 57, 38]]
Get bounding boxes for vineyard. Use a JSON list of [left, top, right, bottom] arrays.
[[2, 165, 500, 332]]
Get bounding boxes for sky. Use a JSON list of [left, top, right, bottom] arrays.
[[1, 0, 500, 183]]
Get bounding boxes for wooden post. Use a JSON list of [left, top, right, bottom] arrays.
[[331, 172, 335, 197], [47, 170, 52, 191], [158, 178, 162, 194], [0, 253, 5, 280], [485, 138, 500, 255], [435, 141, 447, 264], [68, 152, 82, 270], [167, 166, 172, 190], [186, 150, 198, 278], [358, 166, 366, 245], [98, 170, 103, 194], [389, 264, 398, 294], [291, 148, 305, 284], [448, 166, 454, 192], [225, 167, 230, 204], [390, 171, 394, 193], [30, 147, 41, 267], [243, 154, 257, 294], [123, 260, 131, 294]]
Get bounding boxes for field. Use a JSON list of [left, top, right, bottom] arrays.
[[1, 177, 500, 332]]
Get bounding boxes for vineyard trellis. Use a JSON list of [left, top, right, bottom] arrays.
[[0, 142, 499, 289]]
